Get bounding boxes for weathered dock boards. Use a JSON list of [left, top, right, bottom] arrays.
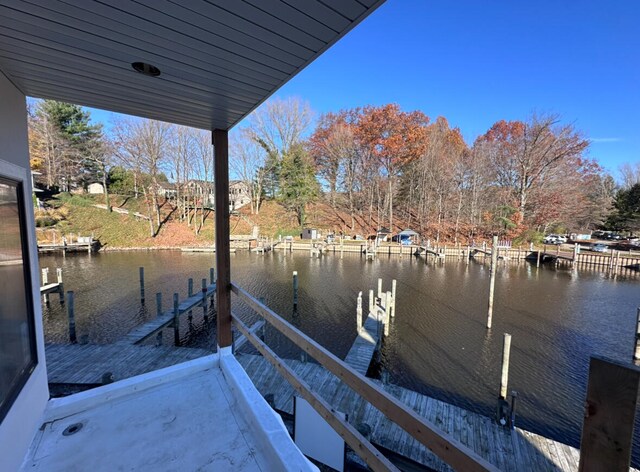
[[45, 343, 210, 384], [121, 283, 216, 344], [344, 313, 380, 376], [236, 354, 638, 472], [233, 320, 266, 352]]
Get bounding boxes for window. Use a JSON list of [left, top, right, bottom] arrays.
[[0, 176, 37, 422]]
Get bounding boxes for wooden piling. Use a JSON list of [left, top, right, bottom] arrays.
[[139, 267, 145, 304], [509, 391, 518, 429], [573, 243, 579, 267], [377, 278, 383, 300], [292, 271, 299, 312], [202, 278, 208, 320], [156, 293, 163, 345], [487, 235, 498, 329], [42, 268, 49, 304], [383, 292, 390, 337], [67, 291, 76, 344], [369, 289, 374, 317], [156, 293, 162, 316], [356, 291, 363, 330], [500, 333, 512, 399], [390, 279, 397, 318], [173, 293, 180, 346], [188, 278, 193, 297], [634, 307, 640, 361], [536, 247, 541, 268], [56, 268, 64, 303]]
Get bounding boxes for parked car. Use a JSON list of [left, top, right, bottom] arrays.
[[543, 234, 566, 245], [591, 243, 609, 253]]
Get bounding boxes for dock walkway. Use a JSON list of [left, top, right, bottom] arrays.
[[344, 312, 380, 375], [121, 283, 216, 344], [45, 343, 210, 384], [237, 353, 613, 472]]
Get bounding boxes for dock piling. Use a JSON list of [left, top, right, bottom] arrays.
[[156, 293, 163, 345], [173, 293, 180, 346], [487, 235, 498, 329], [187, 278, 194, 322], [634, 307, 640, 361], [292, 271, 299, 313], [390, 279, 397, 318], [139, 267, 145, 304], [42, 268, 49, 304], [202, 278, 208, 320], [210, 267, 215, 285], [356, 291, 363, 330], [500, 333, 512, 399], [56, 268, 64, 303], [369, 289, 374, 317], [384, 291, 391, 337], [509, 391, 518, 429], [377, 278, 382, 300], [66, 291, 76, 343]]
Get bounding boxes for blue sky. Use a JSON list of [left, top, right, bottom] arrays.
[[88, 0, 639, 175]]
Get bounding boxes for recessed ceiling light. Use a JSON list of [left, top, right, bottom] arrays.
[[131, 62, 161, 77]]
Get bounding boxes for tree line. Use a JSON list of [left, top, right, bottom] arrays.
[[28, 98, 637, 241], [235, 98, 625, 241]]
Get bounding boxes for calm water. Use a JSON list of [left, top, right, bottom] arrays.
[[40, 250, 640, 461]]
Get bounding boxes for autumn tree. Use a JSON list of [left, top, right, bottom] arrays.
[[356, 104, 429, 230], [479, 114, 589, 222], [308, 109, 363, 228]]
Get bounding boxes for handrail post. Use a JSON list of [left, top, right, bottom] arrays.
[[213, 129, 232, 348]]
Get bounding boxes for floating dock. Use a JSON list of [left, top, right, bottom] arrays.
[[45, 342, 210, 385], [237, 353, 626, 472], [121, 283, 216, 345], [344, 312, 381, 376]]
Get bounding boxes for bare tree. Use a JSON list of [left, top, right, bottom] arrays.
[[112, 118, 170, 236], [619, 162, 640, 189], [245, 97, 313, 157]]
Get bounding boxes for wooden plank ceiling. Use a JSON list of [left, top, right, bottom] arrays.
[[0, 0, 383, 130]]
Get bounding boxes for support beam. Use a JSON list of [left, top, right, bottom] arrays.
[[579, 357, 640, 471], [213, 129, 232, 348]]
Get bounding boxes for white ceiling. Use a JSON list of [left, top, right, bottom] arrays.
[[0, 0, 383, 130]]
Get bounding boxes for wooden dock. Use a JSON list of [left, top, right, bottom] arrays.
[[45, 342, 210, 385], [121, 283, 216, 344], [180, 247, 236, 253], [237, 353, 634, 472], [344, 312, 381, 376]]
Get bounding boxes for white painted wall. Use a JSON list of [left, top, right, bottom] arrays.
[[0, 71, 49, 472]]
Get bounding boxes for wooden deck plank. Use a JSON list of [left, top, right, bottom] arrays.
[[45, 343, 210, 385]]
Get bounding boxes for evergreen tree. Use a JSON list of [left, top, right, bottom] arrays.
[[606, 183, 640, 233], [29, 100, 104, 191], [278, 144, 319, 227]]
